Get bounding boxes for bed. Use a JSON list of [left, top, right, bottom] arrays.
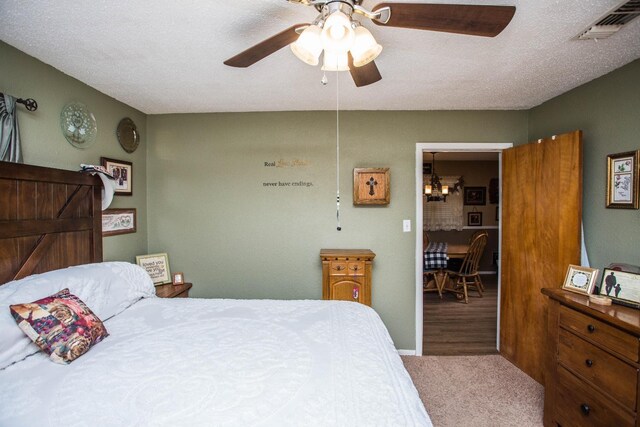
[[0, 161, 431, 426]]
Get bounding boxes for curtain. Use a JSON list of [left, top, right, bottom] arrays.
[[424, 175, 464, 231], [0, 94, 23, 163]]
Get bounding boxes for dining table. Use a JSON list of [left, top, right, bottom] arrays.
[[423, 242, 470, 293]]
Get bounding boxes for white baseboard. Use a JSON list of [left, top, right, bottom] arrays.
[[397, 349, 416, 356]]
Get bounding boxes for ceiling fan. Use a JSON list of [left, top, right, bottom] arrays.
[[224, 1, 516, 87]]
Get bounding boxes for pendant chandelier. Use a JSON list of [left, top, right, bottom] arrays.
[[424, 152, 464, 202]]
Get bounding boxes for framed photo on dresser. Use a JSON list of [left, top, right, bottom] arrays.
[[562, 265, 599, 295], [599, 269, 640, 308]]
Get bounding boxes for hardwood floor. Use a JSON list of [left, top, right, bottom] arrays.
[[423, 274, 498, 355]]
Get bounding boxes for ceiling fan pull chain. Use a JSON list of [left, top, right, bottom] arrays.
[[336, 67, 342, 231]]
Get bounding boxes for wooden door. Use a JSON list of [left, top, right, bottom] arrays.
[[500, 130, 582, 384]]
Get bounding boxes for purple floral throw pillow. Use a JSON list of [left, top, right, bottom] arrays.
[[10, 288, 109, 364]]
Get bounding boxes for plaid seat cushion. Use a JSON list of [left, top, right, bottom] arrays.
[[424, 242, 448, 270]]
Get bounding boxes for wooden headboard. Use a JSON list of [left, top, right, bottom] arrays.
[[0, 161, 103, 285]]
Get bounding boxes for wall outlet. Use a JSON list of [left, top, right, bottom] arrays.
[[403, 219, 411, 232]]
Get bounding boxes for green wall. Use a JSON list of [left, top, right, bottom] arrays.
[[529, 59, 640, 267], [0, 41, 148, 262], [147, 111, 527, 349], [3, 38, 638, 350]]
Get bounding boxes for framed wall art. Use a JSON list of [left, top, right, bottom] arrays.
[[464, 186, 486, 205], [101, 157, 133, 196], [599, 269, 640, 308], [467, 212, 482, 227], [353, 168, 390, 205], [606, 150, 639, 209], [102, 208, 136, 236], [136, 253, 171, 285], [562, 265, 599, 295]]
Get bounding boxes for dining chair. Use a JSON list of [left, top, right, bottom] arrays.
[[423, 231, 443, 297], [441, 232, 488, 303]]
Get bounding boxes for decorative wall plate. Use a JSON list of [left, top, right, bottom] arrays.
[[60, 102, 97, 149], [116, 117, 140, 153]]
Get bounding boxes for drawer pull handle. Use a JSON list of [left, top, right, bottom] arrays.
[[334, 266, 344, 271], [580, 404, 590, 416], [585, 359, 593, 368], [353, 286, 359, 300], [587, 324, 595, 333], [350, 266, 359, 271]]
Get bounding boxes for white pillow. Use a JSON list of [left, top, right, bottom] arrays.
[[0, 262, 156, 370]]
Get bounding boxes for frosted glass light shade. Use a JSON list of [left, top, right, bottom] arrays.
[[321, 11, 355, 53], [442, 185, 449, 195], [350, 26, 382, 67], [322, 50, 350, 71], [424, 185, 432, 195], [290, 24, 323, 66]]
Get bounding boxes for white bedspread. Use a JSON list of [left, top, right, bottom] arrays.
[[0, 298, 431, 427]]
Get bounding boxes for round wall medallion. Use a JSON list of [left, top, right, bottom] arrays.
[[116, 117, 140, 153], [60, 102, 97, 149]]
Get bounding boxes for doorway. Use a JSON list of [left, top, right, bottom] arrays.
[[414, 142, 513, 356]]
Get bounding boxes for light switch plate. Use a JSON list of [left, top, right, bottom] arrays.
[[403, 219, 411, 232]]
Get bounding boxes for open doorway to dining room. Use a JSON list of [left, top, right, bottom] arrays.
[[414, 142, 512, 356]]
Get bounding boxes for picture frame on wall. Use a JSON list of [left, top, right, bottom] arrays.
[[599, 269, 640, 308], [562, 265, 599, 295], [353, 168, 390, 205], [467, 212, 482, 227], [101, 157, 133, 196], [136, 253, 171, 285], [464, 187, 486, 205], [102, 208, 136, 236], [606, 150, 639, 209]]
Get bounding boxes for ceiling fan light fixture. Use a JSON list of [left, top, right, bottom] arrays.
[[321, 50, 350, 71], [290, 24, 323, 65], [350, 25, 382, 67], [321, 11, 355, 53]]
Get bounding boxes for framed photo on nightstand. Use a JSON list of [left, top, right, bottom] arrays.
[[172, 272, 185, 285], [136, 253, 171, 285]]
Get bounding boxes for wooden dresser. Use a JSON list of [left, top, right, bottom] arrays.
[[542, 288, 640, 427], [155, 283, 192, 298], [320, 249, 375, 306]]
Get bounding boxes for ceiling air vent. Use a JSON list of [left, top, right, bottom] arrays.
[[577, 0, 640, 40]]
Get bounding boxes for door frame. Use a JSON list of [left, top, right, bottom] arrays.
[[414, 142, 513, 356]]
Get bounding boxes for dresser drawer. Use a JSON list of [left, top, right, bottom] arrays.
[[346, 261, 365, 276], [328, 261, 366, 276], [554, 366, 635, 427], [329, 261, 348, 276], [560, 305, 640, 361], [558, 328, 638, 411]]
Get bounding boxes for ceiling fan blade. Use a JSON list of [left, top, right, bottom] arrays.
[[224, 24, 309, 68], [348, 54, 382, 87], [372, 3, 515, 37]]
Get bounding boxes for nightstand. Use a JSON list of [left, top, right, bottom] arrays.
[[320, 249, 375, 306], [155, 283, 192, 298]]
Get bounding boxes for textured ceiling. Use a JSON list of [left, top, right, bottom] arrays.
[[1, 0, 639, 114]]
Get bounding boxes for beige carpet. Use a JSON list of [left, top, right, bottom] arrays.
[[402, 355, 544, 427]]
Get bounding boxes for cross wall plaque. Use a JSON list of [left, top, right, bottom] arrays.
[[353, 168, 390, 205]]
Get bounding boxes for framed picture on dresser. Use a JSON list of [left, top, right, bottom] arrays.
[[599, 269, 640, 308], [562, 265, 599, 295]]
